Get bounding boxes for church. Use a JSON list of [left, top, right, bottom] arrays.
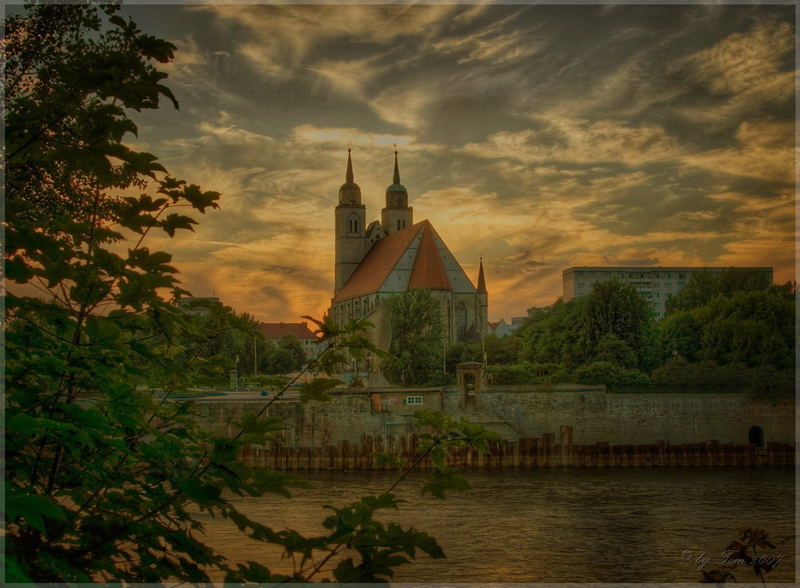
[[328, 149, 488, 356]]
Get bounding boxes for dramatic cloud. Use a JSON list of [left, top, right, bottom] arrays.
[[122, 4, 795, 322]]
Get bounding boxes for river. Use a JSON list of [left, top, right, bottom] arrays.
[[196, 467, 795, 583]]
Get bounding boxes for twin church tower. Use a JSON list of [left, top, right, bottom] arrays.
[[329, 149, 488, 346], [334, 149, 412, 292]]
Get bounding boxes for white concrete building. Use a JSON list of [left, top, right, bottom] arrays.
[[562, 266, 773, 318]]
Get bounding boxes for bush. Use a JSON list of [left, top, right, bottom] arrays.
[[574, 361, 651, 387], [487, 364, 534, 385], [652, 357, 795, 397], [486, 362, 571, 385]]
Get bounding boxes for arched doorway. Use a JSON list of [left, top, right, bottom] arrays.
[[464, 374, 476, 409], [748, 425, 765, 448], [456, 362, 483, 410]]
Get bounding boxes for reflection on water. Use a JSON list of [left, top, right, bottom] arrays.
[[197, 467, 795, 583]]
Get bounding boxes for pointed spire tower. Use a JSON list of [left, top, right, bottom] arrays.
[[476, 257, 489, 337], [335, 149, 367, 294], [477, 257, 487, 293], [382, 147, 413, 234], [346, 148, 355, 182]]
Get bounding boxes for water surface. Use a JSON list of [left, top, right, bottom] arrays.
[[197, 467, 795, 583]]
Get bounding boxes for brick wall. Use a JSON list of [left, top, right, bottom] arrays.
[[193, 386, 794, 448]]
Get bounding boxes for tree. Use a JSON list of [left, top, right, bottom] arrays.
[[6, 5, 460, 582], [592, 333, 638, 369], [265, 346, 296, 375], [483, 333, 524, 365], [519, 283, 656, 371], [584, 280, 655, 369], [657, 311, 701, 362], [574, 361, 650, 388], [382, 289, 446, 386], [518, 296, 592, 368], [445, 341, 482, 373], [278, 334, 306, 370], [665, 268, 772, 314], [697, 290, 794, 369], [170, 301, 264, 386]]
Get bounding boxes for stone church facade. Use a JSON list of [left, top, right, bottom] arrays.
[[329, 150, 488, 354]]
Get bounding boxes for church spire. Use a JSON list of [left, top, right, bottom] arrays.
[[392, 148, 400, 185], [477, 257, 487, 293], [346, 148, 354, 183], [338, 148, 361, 206]]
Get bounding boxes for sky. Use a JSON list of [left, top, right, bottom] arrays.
[[117, 2, 795, 323]]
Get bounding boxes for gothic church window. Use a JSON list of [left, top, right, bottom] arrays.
[[455, 302, 467, 341]]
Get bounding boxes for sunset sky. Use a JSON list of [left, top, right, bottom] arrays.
[[116, 3, 794, 323]]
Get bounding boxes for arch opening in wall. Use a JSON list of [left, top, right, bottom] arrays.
[[464, 373, 475, 392], [348, 214, 360, 234], [748, 425, 765, 448], [464, 373, 477, 410]]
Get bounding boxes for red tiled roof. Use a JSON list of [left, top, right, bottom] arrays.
[[258, 322, 316, 340], [408, 223, 451, 291], [488, 321, 500, 330], [332, 221, 426, 303]]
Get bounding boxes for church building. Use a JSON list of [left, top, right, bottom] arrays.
[[329, 149, 488, 353]]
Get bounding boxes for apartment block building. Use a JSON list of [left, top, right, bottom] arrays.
[[562, 266, 773, 318]]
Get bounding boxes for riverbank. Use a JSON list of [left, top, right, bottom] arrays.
[[240, 434, 795, 470]]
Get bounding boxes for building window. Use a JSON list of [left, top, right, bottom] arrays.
[[348, 215, 360, 234], [405, 396, 423, 406]]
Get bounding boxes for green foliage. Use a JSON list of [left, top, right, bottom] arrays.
[[592, 333, 638, 369], [382, 289, 446, 386], [517, 276, 792, 395], [168, 300, 264, 385], [258, 334, 307, 375], [445, 341, 482, 373], [658, 311, 702, 361], [584, 280, 656, 370], [519, 283, 655, 371], [445, 335, 523, 375], [298, 378, 344, 403], [666, 268, 772, 314], [574, 361, 651, 388], [651, 358, 794, 398], [281, 334, 307, 368], [487, 363, 536, 385], [4, 4, 447, 584], [486, 362, 569, 385], [697, 290, 794, 369], [518, 297, 591, 368], [484, 334, 523, 364]]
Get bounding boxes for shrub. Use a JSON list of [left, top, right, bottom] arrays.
[[574, 361, 651, 387]]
